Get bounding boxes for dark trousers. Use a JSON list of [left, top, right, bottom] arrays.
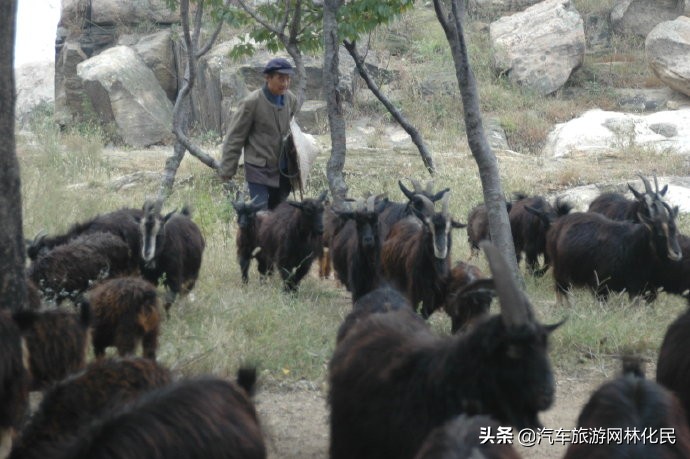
[[248, 175, 292, 210]]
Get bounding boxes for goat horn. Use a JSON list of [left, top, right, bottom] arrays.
[[425, 180, 434, 195], [639, 175, 653, 195], [33, 229, 47, 242], [366, 195, 377, 212], [410, 178, 423, 194], [399, 180, 415, 200], [653, 174, 660, 195], [441, 192, 450, 217], [480, 241, 534, 329]]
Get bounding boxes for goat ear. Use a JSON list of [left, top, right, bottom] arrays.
[[660, 184, 668, 197], [288, 201, 304, 210], [431, 188, 450, 202], [673, 205, 680, 218], [317, 190, 328, 203], [163, 210, 176, 223], [451, 219, 466, 229]]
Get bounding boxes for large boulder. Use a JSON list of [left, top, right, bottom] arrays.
[[610, 0, 688, 38], [60, 0, 179, 27], [77, 46, 174, 147], [468, 0, 542, 16], [490, 0, 585, 96], [543, 108, 690, 157], [130, 30, 177, 101], [15, 62, 54, 126], [54, 39, 89, 127], [646, 16, 690, 97]]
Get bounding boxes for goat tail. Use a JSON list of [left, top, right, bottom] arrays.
[[179, 205, 193, 217], [236, 366, 258, 397]]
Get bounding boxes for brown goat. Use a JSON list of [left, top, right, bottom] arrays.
[[0, 311, 29, 458], [12, 302, 90, 390], [38, 371, 265, 459], [466, 200, 512, 259], [329, 242, 561, 459], [381, 193, 465, 318], [442, 261, 494, 334], [564, 359, 690, 459], [9, 357, 171, 459], [232, 193, 266, 284], [413, 415, 522, 459], [85, 277, 161, 360]]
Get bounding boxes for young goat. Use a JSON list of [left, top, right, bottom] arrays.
[[442, 261, 494, 334], [138, 201, 205, 313], [27, 207, 143, 262], [329, 242, 561, 459], [256, 191, 327, 291], [27, 232, 136, 305], [510, 193, 572, 276], [9, 357, 171, 459], [85, 277, 161, 360], [39, 372, 265, 459], [413, 415, 522, 459], [381, 193, 465, 318], [564, 359, 690, 459], [545, 197, 682, 304], [12, 302, 90, 390], [466, 200, 512, 259], [0, 312, 29, 459], [232, 193, 266, 284], [330, 196, 383, 303]]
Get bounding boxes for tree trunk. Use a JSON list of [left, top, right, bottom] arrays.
[[0, 0, 28, 312], [343, 39, 435, 176], [323, 0, 348, 205], [433, 0, 521, 284]]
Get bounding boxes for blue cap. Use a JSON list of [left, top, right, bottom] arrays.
[[263, 57, 294, 75]]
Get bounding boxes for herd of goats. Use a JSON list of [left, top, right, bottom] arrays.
[[2, 174, 690, 458]]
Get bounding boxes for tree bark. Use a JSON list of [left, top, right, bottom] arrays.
[[433, 0, 521, 283], [323, 0, 348, 205], [0, 0, 28, 312], [343, 39, 435, 175]]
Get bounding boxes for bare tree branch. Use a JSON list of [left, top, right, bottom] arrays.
[[197, 0, 232, 58], [288, 0, 302, 46], [237, 0, 285, 39], [279, 0, 292, 35], [343, 39, 435, 176]]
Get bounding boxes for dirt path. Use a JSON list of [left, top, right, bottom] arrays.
[[255, 367, 611, 459]]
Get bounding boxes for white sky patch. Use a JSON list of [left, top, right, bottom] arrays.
[[14, 0, 61, 67]]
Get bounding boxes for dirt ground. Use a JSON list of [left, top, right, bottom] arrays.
[[254, 366, 616, 459]]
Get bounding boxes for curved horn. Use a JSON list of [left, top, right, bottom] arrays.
[[639, 175, 653, 194], [33, 229, 48, 243], [480, 241, 534, 329], [410, 178, 423, 194], [425, 180, 434, 195], [441, 192, 450, 217], [399, 180, 415, 200], [365, 195, 377, 212]]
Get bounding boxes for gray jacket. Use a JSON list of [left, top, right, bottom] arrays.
[[220, 87, 297, 187]]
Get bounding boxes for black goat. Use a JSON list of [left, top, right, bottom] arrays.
[[256, 191, 328, 291], [27, 232, 136, 305], [413, 415, 522, 459], [657, 304, 690, 427], [27, 207, 142, 262], [378, 179, 449, 239], [564, 359, 690, 459], [9, 357, 171, 459], [0, 311, 29, 458], [588, 175, 667, 222], [335, 285, 415, 344], [510, 193, 572, 276], [138, 201, 205, 313], [12, 302, 90, 390], [381, 193, 465, 318], [232, 193, 265, 284], [329, 242, 561, 459], [86, 277, 161, 360], [330, 196, 383, 303], [442, 261, 494, 334], [651, 234, 690, 302], [466, 200, 512, 259], [545, 198, 682, 303], [39, 372, 265, 459]]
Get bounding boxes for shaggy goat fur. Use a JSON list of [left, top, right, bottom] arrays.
[[0, 311, 29, 459]]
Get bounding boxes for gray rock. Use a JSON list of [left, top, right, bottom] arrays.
[[77, 46, 174, 147], [60, 0, 179, 27], [295, 100, 328, 134], [646, 16, 690, 97], [468, 0, 543, 16], [615, 88, 687, 112], [54, 39, 88, 128], [490, 0, 586, 96], [610, 0, 687, 38], [649, 123, 678, 137], [15, 61, 54, 127], [486, 118, 510, 151], [132, 30, 177, 101]]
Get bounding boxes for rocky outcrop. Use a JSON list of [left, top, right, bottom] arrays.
[[610, 0, 688, 38], [15, 62, 54, 126], [60, 0, 179, 28], [490, 0, 585, 96], [130, 30, 178, 101], [468, 0, 542, 15], [54, 40, 89, 127], [77, 46, 174, 147], [543, 108, 690, 157], [646, 16, 690, 97]]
